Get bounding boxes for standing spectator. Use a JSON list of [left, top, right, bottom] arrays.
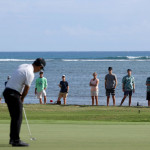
[[90, 72, 99, 106], [146, 77, 150, 107], [0, 75, 11, 103], [120, 69, 135, 106], [35, 71, 47, 104], [5, 75, 11, 86], [105, 67, 117, 106], [57, 75, 69, 105]]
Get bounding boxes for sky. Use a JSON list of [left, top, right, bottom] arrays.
[[0, 0, 150, 52]]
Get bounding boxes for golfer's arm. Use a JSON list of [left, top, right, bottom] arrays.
[[146, 84, 150, 86], [35, 88, 37, 93], [21, 85, 30, 103], [133, 83, 135, 90]]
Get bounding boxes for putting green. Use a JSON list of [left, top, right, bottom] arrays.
[[0, 122, 150, 150]]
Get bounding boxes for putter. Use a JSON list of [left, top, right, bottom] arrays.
[[23, 107, 36, 141]]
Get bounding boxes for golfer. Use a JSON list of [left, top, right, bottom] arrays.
[[105, 67, 117, 106], [3, 58, 46, 147], [57, 75, 69, 105], [146, 77, 150, 107], [35, 71, 47, 104], [120, 69, 135, 106], [90, 72, 99, 106]]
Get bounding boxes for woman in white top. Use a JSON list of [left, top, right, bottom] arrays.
[[89, 72, 99, 106]]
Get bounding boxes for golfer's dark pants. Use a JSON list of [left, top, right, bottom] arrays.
[[3, 88, 22, 141]]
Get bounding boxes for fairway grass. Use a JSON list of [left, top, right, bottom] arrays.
[[1, 104, 150, 150]]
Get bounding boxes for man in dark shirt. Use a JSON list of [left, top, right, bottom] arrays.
[[57, 75, 69, 105]]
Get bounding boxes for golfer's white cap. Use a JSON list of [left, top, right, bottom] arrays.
[[62, 75, 65, 77]]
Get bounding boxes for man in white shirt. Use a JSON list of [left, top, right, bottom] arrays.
[[3, 58, 46, 147]]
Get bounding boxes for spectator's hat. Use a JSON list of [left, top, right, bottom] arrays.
[[40, 71, 44, 74]]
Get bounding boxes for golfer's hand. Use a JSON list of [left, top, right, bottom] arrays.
[[133, 89, 135, 93], [122, 89, 125, 92], [21, 97, 24, 103]]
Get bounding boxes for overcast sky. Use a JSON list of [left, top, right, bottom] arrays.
[[0, 0, 150, 52]]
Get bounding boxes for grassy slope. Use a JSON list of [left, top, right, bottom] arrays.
[[1, 104, 150, 123]]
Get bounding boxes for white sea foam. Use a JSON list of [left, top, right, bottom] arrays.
[[0, 59, 34, 62], [126, 56, 150, 59], [0, 59, 53, 62], [62, 59, 150, 62], [0, 57, 150, 62], [62, 59, 79, 61]]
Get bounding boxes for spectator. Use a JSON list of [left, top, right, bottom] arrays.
[[35, 71, 47, 104], [105, 67, 117, 106], [90, 72, 99, 106], [120, 69, 135, 106], [57, 75, 69, 105]]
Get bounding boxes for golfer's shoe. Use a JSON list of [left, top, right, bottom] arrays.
[[12, 140, 29, 147]]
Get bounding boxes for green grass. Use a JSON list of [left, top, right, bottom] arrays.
[[1, 104, 150, 122], [1, 124, 150, 150], [1, 104, 150, 150]]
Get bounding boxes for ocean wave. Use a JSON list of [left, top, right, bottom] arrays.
[[0, 56, 149, 62], [104, 56, 150, 60], [62, 58, 150, 62], [0, 59, 54, 62]]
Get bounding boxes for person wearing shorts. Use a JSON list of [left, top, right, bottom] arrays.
[[120, 69, 135, 107], [105, 67, 117, 106], [146, 77, 150, 107], [35, 71, 47, 104], [90, 72, 99, 106], [57, 75, 69, 105]]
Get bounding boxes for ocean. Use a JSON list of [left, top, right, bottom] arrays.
[[0, 51, 150, 106]]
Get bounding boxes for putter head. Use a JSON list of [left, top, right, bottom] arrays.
[[30, 137, 36, 141]]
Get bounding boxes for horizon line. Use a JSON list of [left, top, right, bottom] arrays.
[[0, 50, 150, 53]]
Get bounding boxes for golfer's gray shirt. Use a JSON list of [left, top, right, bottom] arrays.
[[105, 74, 117, 89]]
